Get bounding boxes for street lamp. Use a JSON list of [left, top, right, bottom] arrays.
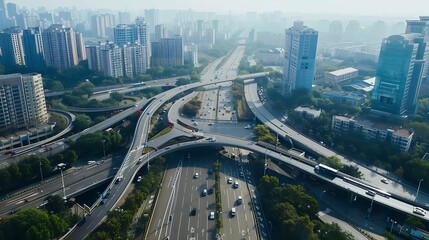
[[39, 161, 44, 183], [58, 163, 67, 200], [101, 139, 106, 159], [264, 147, 268, 175], [390, 219, 397, 232], [416, 179, 423, 201]]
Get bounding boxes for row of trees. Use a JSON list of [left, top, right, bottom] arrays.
[[87, 157, 165, 240], [0, 150, 77, 194], [0, 194, 80, 240], [72, 131, 122, 156], [259, 175, 354, 240], [319, 156, 363, 179]]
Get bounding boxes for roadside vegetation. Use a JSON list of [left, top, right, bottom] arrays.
[[213, 160, 223, 236], [0, 195, 80, 240], [231, 80, 253, 120], [182, 97, 202, 117]]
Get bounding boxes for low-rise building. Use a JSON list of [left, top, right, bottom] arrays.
[[256, 48, 284, 65], [294, 106, 321, 118], [331, 115, 413, 151], [0, 123, 55, 151], [323, 90, 365, 106], [324, 67, 358, 85]]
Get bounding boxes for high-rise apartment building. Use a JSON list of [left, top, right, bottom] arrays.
[[144, 9, 159, 34], [151, 35, 183, 67], [0, 73, 48, 130], [22, 27, 45, 72], [406, 16, 429, 80], [282, 21, 318, 95], [0, 0, 7, 22], [0, 26, 25, 69], [155, 24, 168, 42], [100, 43, 123, 78], [91, 13, 116, 38], [371, 33, 427, 116], [42, 24, 83, 69], [114, 19, 150, 68], [6, 3, 18, 19]]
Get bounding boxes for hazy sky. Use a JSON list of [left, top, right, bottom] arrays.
[[11, 0, 429, 16]]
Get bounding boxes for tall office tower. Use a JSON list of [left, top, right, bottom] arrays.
[[114, 24, 135, 45], [155, 24, 168, 42], [151, 35, 183, 67], [329, 20, 343, 42], [144, 9, 159, 34], [406, 16, 429, 80], [91, 13, 116, 38], [100, 43, 123, 78], [6, 3, 18, 19], [371, 34, 427, 116], [0, 0, 7, 22], [344, 20, 361, 41], [42, 24, 80, 69], [282, 21, 318, 95], [39, 12, 54, 28], [75, 32, 86, 61], [118, 12, 131, 24], [22, 27, 45, 72], [0, 73, 48, 130], [0, 26, 25, 70]]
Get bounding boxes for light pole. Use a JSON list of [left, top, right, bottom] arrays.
[[101, 139, 106, 159], [390, 219, 397, 232], [39, 161, 44, 183], [416, 179, 423, 201], [58, 163, 67, 200], [367, 195, 374, 218], [10, 137, 13, 149], [264, 147, 268, 175]]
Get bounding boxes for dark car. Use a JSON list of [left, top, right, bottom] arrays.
[[208, 168, 213, 175], [208, 187, 214, 195], [190, 208, 197, 216]]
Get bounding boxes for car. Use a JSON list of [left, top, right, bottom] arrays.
[[239, 171, 245, 178], [365, 190, 376, 196], [194, 173, 199, 179], [237, 196, 243, 204], [208, 122, 213, 126], [137, 176, 142, 182], [231, 208, 236, 217], [381, 178, 389, 184], [208, 187, 214, 194], [208, 168, 213, 175], [227, 178, 233, 184], [244, 125, 251, 129], [413, 207, 426, 216], [115, 176, 123, 184], [233, 181, 239, 188], [202, 189, 207, 196], [209, 212, 215, 220], [190, 208, 197, 216]]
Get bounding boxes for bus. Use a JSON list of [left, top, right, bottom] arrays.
[[314, 164, 338, 178]]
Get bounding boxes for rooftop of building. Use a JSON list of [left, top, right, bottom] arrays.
[[334, 115, 413, 138], [328, 67, 358, 76], [345, 77, 376, 92], [295, 105, 321, 115], [323, 90, 365, 100], [0, 124, 55, 141]]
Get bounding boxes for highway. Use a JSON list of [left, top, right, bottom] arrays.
[[146, 151, 217, 240], [244, 81, 429, 207]]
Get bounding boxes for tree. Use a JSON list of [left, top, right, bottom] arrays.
[[320, 156, 343, 170], [48, 80, 64, 91], [46, 195, 67, 214], [64, 150, 78, 165], [77, 81, 95, 96], [110, 92, 124, 102], [340, 165, 363, 178], [73, 114, 92, 132]]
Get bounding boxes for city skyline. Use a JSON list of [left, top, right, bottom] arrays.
[[9, 0, 429, 16]]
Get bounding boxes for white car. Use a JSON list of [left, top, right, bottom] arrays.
[[233, 181, 239, 188], [209, 211, 215, 220], [244, 125, 251, 129], [381, 178, 389, 184], [227, 178, 233, 184], [413, 207, 426, 216], [137, 176, 142, 182]]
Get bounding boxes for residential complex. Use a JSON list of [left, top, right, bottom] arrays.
[[0, 26, 25, 69], [332, 115, 414, 151], [282, 21, 318, 95], [151, 35, 184, 67]]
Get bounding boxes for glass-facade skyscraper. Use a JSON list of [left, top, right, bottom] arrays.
[[282, 21, 318, 95], [371, 33, 427, 116]]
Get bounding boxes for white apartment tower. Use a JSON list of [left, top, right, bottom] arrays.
[[0, 73, 48, 130]]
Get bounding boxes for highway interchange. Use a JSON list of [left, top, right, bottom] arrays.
[[1, 44, 429, 239]]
